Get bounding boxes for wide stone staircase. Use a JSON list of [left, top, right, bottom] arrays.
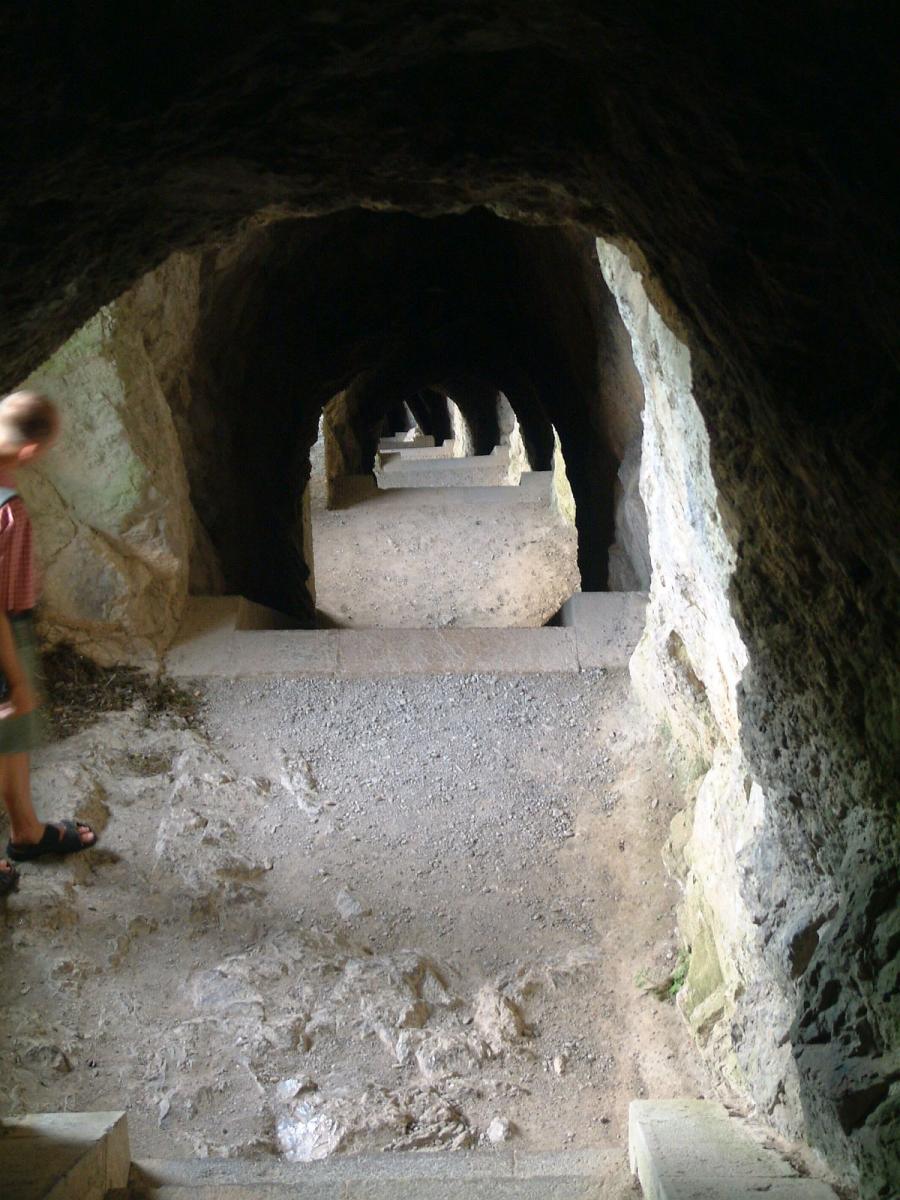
[[7, 1102, 842, 1199]]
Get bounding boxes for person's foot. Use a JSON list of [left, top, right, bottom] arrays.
[[7, 821, 96, 861], [0, 857, 20, 895]]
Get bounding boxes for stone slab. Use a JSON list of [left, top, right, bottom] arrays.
[[377, 442, 455, 461], [141, 1182, 605, 1200], [517, 471, 553, 499], [335, 628, 579, 677], [165, 600, 580, 679], [132, 1153, 512, 1189], [131, 1149, 618, 1198], [144, 1187, 345, 1200], [376, 448, 510, 488], [1, 1111, 129, 1200], [378, 434, 436, 450], [374, 482, 544, 506], [558, 592, 647, 669], [629, 1101, 838, 1199], [166, 598, 337, 678], [347, 1180, 608, 1198]]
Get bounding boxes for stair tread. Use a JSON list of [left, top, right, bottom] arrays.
[[132, 1182, 609, 1198], [132, 1146, 619, 1184]]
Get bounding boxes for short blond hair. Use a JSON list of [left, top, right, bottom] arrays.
[[0, 391, 59, 451]]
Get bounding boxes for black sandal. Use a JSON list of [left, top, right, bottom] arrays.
[[6, 820, 96, 862], [0, 859, 19, 895]]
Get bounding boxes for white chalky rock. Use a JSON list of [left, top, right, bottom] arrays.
[[276, 1101, 343, 1162], [486, 1116, 513, 1144]]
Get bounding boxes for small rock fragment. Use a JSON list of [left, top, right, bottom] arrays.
[[276, 1076, 317, 1102], [486, 1116, 513, 1144], [335, 889, 370, 920]]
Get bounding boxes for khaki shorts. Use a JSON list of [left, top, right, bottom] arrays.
[[0, 615, 47, 755]]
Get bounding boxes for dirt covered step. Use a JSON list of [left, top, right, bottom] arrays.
[[121, 1147, 619, 1198]]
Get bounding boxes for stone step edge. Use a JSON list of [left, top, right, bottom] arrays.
[[130, 1146, 621, 1187], [628, 1100, 839, 1199], [0, 1110, 129, 1200]]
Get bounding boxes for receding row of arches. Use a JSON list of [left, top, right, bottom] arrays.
[[4, 8, 896, 1193], [183, 210, 646, 619]]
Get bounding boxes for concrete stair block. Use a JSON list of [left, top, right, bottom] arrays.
[[334, 627, 579, 676], [629, 1100, 839, 1199], [557, 592, 647, 669], [128, 1148, 618, 1198], [377, 434, 436, 450], [165, 600, 583, 679], [376, 447, 510, 488], [376, 440, 455, 460], [0, 1111, 129, 1200]]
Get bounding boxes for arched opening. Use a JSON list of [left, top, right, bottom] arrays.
[[1, 10, 895, 1197]]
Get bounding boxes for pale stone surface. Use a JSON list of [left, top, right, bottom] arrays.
[[378, 435, 436, 450], [597, 241, 801, 1137], [334, 628, 578, 676], [550, 428, 576, 527], [449, 398, 474, 458], [375, 447, 510, 488], [629, 1100, 838, 1199], [597, 242, 746, 751], [608, 434, 650, 592], [166, 597, 338, 677], [558, 592, 647, 669], [377, 441, 454, 460], [0, 1110, 129, 1200], [130, 1148, 619, 1198], [137, 1178, 612, 1199], [21, 304, 193, 664], [166, 598, 580, 677]]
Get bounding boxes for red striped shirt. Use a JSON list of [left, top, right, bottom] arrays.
[[0, 491, 38, 613]]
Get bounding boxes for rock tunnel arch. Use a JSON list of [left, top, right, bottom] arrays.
[[2, 7, 897, 1196], [182, 209, 638, 620]]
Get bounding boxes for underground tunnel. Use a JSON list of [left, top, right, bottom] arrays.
[[0, 6, 896, 1200]]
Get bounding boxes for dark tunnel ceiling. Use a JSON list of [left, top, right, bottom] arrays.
[[190, 209, 636, 611], [3, 9, 898, 1189]]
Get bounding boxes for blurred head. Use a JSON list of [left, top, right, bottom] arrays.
[[0, 390, 60, 464]]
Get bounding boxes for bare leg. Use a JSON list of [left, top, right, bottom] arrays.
[[2, 752, 95, 848]]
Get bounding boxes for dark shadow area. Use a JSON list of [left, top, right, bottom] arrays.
[[188, 210, 643, 616], [2, 8, 897, 1193]]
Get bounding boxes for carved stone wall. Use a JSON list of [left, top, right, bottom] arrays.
[[2, 8, 895, 1192]]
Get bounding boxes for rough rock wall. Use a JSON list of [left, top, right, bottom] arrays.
[[500, 395, 531, 485], [598, 238, 898, 1196], [551, 429, 577, 529], [449, 399, 474, 459], [608, 435, 650, 592], [1, 7, 897, 1192], [116, 253, 225, 596], [21, 302, 192, 663]]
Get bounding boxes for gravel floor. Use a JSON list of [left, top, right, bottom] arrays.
[[0, 668, 711, 1169]]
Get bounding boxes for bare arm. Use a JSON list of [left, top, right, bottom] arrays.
[[0, 611, 35, 718]]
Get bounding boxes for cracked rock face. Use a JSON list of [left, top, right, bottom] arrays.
[[1, 8, 897, 1195], [21, 286, 194, 662], [600, 240, 898, 1198]]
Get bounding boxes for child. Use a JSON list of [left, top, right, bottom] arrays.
[[0, 390, 95, 895]]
